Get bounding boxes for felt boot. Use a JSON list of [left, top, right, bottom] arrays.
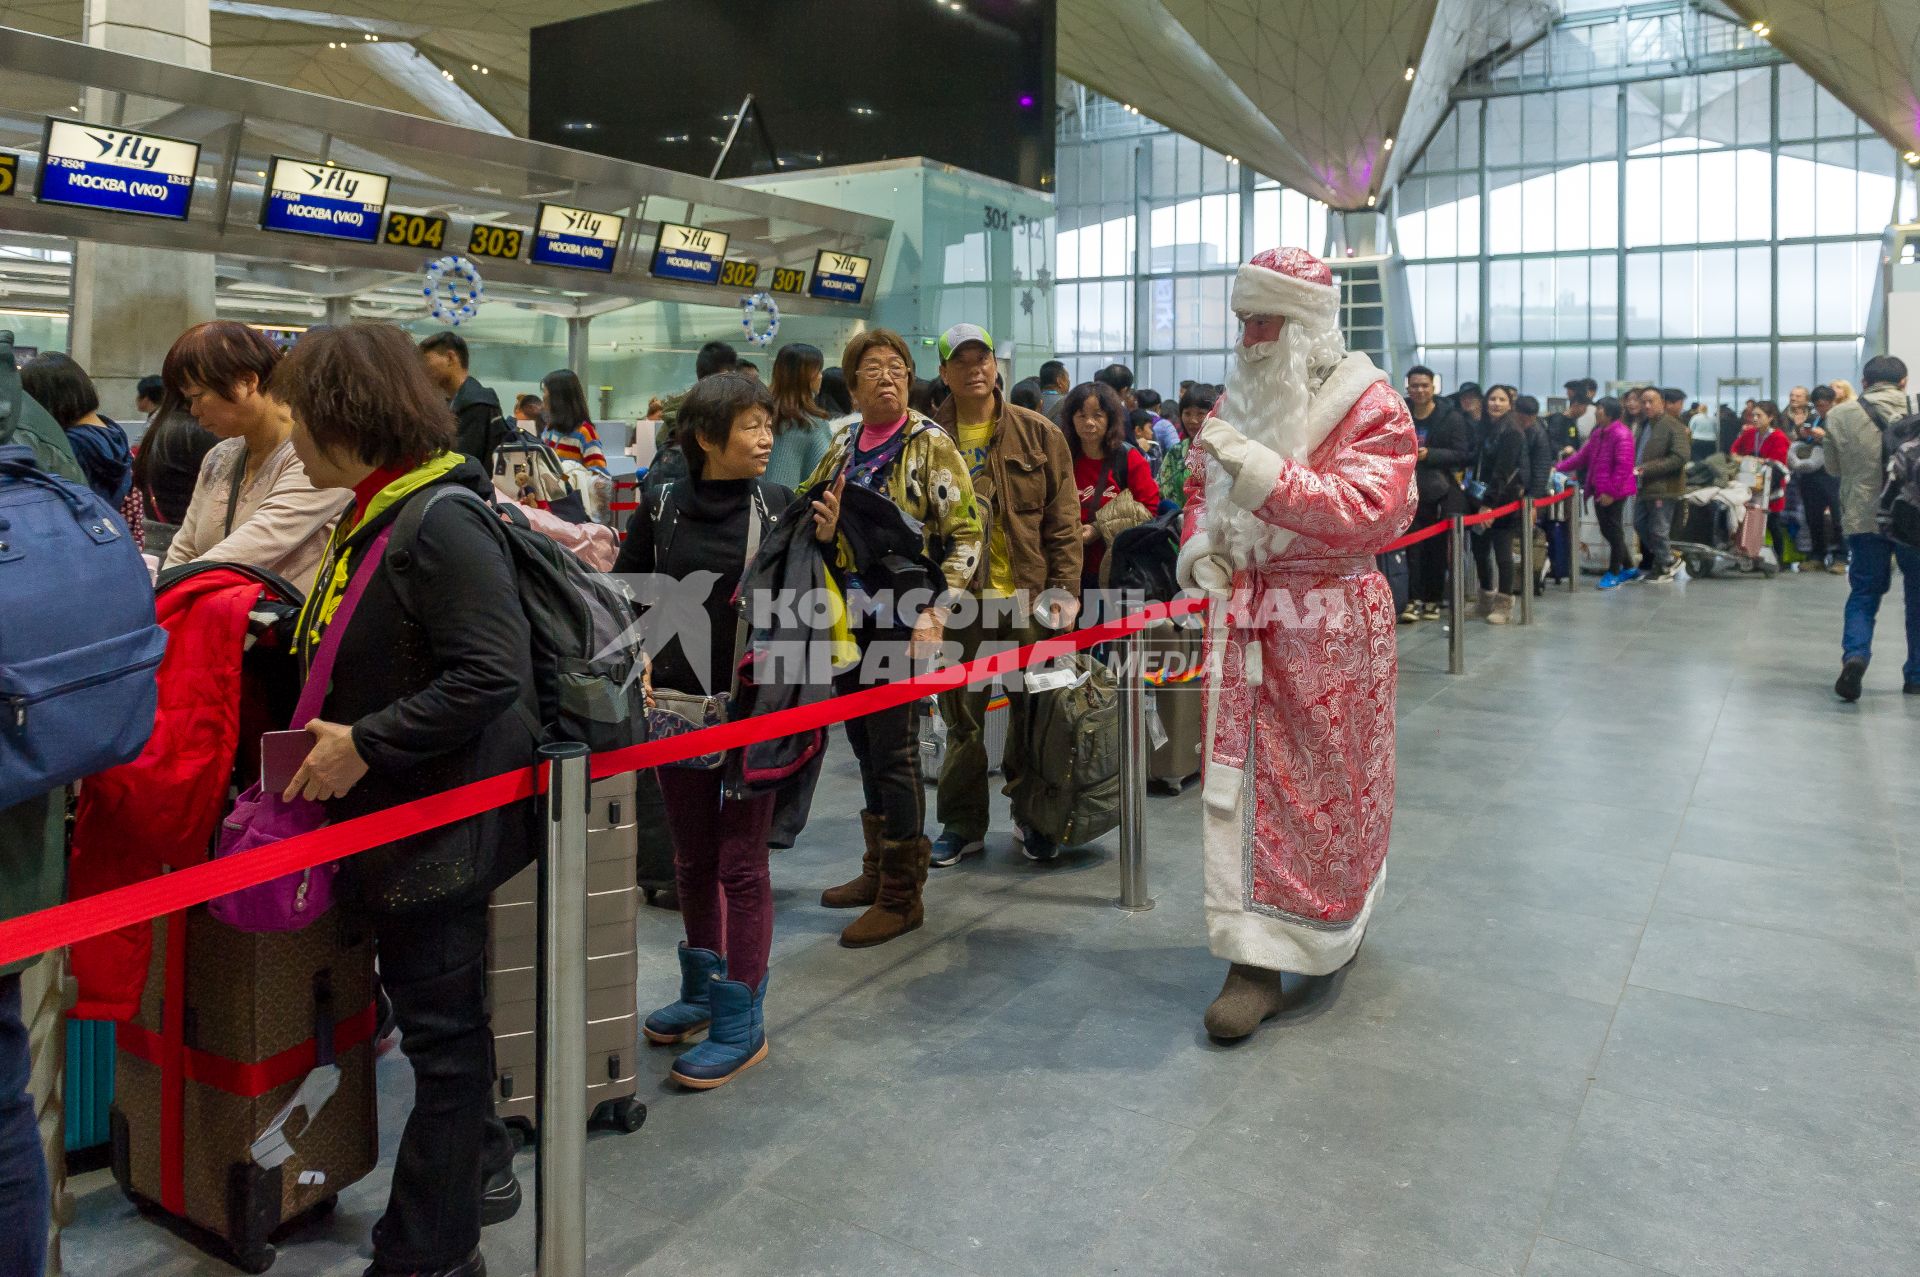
[[642, 944, 725, 1045], [821, 811, 887, 908], [1202, 963, 1290, 1041], [670, 975, 768, 1090], [839, 834, 928, 948]]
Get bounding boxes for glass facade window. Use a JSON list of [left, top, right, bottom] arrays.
[[1403, 57, 1918, 400], [1054, 97, 1329, 386]]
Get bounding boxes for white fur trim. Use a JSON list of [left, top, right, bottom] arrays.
[[1227, 440, 1284, 513], [1242, 640, 1262, 688], [1200, 772, 1381, 976], [1232, 262, 1339, 329], [1302, 352, 1387, 450]]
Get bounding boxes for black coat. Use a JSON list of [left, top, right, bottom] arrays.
[[451, 376, 513, 477], [1411, 401, 1476, 508], [1478, 415, 1529, 505], [310, 459, 539, 914]]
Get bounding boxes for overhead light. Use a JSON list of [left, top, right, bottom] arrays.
[[1225, 155, 1237, 165], [1404, 66, 1416, 81], [1750, 21, 1770, 37], [1905, 150, 1920, 167], [470, 63, 479, 71], [480, 67, 489, 74], [1384, 137, 1394, 151], [1367, 194, 1377, 207]]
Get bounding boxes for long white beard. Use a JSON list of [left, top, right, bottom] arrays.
[[1205, 320, 1344, 567]]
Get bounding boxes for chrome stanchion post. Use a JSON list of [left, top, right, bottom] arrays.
[[1567, 483, 1580, 594], [1519, 496, 1536, 626], [1116, 625, 1154, 912], [1448, 515, 1467, 675], [537, 742, 590, 1277]]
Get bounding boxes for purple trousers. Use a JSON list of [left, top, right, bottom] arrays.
[[656, 769, 776, 987]]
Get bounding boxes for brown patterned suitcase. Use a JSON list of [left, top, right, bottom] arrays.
[[110, 907, 378, 1274], [487, 769, 646, 1140]]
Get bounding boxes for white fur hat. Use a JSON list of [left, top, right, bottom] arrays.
[[1230, 247, 1339, 330]]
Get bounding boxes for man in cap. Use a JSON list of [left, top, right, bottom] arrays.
[[929, 324, 1083, 866]]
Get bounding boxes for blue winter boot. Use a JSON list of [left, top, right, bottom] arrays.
[[643, 944, 725, 1045], [669, 975, 768, 1090]]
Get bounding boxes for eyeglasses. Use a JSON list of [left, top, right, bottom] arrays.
[[858, 362, 909, 383]]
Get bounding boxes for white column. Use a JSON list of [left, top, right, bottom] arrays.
[[69, 0, 217, 421]]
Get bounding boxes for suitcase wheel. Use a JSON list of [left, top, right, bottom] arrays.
[[229, 1240, 276, 1274], [597, 1096, 648, 1134]]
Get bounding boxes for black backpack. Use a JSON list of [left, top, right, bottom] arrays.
[[389, 486, 647, 750], [1107, 506, 1181, 603]]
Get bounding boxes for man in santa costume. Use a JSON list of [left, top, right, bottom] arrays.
[[1176, 246, 1417, 1041]]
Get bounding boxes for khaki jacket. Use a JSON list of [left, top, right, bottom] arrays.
[[1634, 414, 1691, 497], [933, 391, 1083, 596], [1825, 383, 1909, 537]]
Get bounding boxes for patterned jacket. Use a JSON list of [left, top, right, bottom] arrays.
[[802, 410, 985, 596]]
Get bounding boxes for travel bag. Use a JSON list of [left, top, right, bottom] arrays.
[[487, 770, 646, 1140], [110, 907, 378, 1274], [634, 766, 677, 903], [1006, 654, 1120, 847]]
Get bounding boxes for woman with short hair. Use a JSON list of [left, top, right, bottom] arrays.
[[160, 321, 347, 591], [618, 373, 789, 1088], [273, 323, 536, 1277], [808, 329, 982, 947]]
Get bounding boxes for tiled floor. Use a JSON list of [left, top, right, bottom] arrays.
[[64, 568, 1920, 1276]]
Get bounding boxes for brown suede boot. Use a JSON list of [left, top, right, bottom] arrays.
[[821, 812, 887, 909], [1202, 963, 1290, 1041], [839, 834, 928, 948]]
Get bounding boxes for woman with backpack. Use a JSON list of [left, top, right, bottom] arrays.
[[1476, 384, 1527, 624], [1064, 382, 1160, 591], [613, 373, 790, 1089], [19, 352, 133, 510], [1557, 396, 1637, 587], [273, 323, 538, 1277]]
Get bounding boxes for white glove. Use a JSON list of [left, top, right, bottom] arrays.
[[1196, 418, 1255, 480], [1196, 418, 1284, 512], [1176, 529, 1233, 597]]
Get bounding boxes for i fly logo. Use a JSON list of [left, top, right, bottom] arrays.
[[86, 130, 161, 170], [303, 165, 362, 202], [562, 209, 606, 239]]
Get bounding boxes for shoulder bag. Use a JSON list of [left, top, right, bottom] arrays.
[[208, 525, 393, 932]]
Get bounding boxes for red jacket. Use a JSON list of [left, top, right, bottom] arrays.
[[69, 570, 281, 1019], [1732, 426, 1791, 512]]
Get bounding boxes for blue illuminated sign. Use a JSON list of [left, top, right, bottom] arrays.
[[649, 222, 729, 285], [809, 250, 872, 303], [36, 119, 199, 221], [531, 203, 624, 273], [260, 157, 390, 244]]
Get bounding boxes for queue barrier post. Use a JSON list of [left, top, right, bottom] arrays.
[[1519, 496, 1537, 626], [1115, 625, 1155, 913], [537, 742, 590, 1277], [1448, 514, 1467, 675], [1566, 483, 1580, 594]]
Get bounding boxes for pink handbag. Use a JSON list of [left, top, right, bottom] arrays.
[[208, 526, 393, 932]]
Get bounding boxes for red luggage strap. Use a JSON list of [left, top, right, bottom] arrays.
[[124, 915, 377, 1212]]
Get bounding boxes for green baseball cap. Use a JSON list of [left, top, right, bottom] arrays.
[[937, 323, 994, 361]]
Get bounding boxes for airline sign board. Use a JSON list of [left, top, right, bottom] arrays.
[[260, 157, 390, 243], [37, 119, 199, 220]]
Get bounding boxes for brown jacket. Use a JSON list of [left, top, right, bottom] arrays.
[[933, 391, 1083, 596]]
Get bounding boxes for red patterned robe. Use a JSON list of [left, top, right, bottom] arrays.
[[1180, 356, 1416, 975]]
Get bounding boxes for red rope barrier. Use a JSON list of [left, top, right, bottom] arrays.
[[1378, 520, 1450, 553], [0, 596, 1206, 968]]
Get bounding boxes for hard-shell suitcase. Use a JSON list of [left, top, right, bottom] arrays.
[[110, 907, 378, 1274], [1377, 548, 1410, 614], [487, 770, 647, 1140], [920, 693, 1008, 783], [633, 767, 676, 904], [1737, 504, 1767, 559], [1144, 623, 1204, 793]]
